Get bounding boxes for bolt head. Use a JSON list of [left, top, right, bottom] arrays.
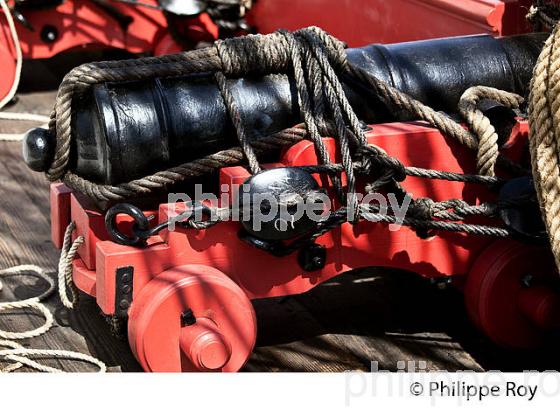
[[181, 309, 197, 327], [521, 274, 534, 288], [298, 244, 327, 272], [40, 25, 58, 43], [311, 256, 325, 269], [119, 300, 130, 310]]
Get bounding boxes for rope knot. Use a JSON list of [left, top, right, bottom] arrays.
[[215, 31, 291, 77], [215, 27, 347, 78], [410, 197, 436, 220], [356, 144, 407, 182], [296, 26, 348, 70], [354, 145, 375, 175], [526, 1, 560, 28]]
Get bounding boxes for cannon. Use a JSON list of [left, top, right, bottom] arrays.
[[26, 28, 560, 372], [24, 32, 547, 183]]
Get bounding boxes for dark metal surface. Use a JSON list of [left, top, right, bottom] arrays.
[[240, 167, 324, 241], [477, 100, 518, 145], [21, 127, 55, 172], [298, 243, 327, 272], [24, 33, 548, 183], [498, 177, 548, 245]]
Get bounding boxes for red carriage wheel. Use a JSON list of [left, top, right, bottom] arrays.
[[128, 265, 257, 372], [465, 240, 560, 349]]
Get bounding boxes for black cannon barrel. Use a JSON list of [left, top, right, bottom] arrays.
[[24, 33, 547, 184]]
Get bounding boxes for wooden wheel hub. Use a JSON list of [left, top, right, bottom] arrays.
[[128, 265, 257, 372]]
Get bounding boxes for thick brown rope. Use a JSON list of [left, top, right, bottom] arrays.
[[458, 86, 524, 177], [345, 65, 529, 176], [529, 24, 560, 270], [63, 127, 308, 202], [344, 64, 479, 149], [48, 48, 222, 181], [46, 26, 523, 207], [46, 28, 348, 200]]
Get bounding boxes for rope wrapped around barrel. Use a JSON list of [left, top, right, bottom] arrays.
[[43, 26, 528, 239], [528, 0, 560, 30]]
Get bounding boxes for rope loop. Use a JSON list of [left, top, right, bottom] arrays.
[[0, 224, 103, 372], [0, 265, 54, 340], [215, 30, 291, 77], [458, 86, 524, 177], [58, 222, 85, 310]]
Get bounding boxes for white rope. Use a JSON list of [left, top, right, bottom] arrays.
[[0, 223, 106, 372], [0, 112, 49, 142], [0, 0, 50, 141], [0, 264, 55, 340], [0, 111, 50, 123], [0, 124, 49, 142]]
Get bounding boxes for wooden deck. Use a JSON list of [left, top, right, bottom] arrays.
[[1, 91, 559, 372]]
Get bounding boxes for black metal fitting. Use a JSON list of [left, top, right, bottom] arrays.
[[181, 309, 197, 327], [240, 167, 325, 241], [40, 25, 58, 43], [498, 177, 548, 245], [298, 244, 327, 272], [115, 266, 134, 318], [105, 202, 215, 247], [105, 203, 151, 247], [22, 127, 55, 172]]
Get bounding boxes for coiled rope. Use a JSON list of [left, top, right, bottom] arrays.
[[529, 19, 560, 271], [0, 223, 105, 372]]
